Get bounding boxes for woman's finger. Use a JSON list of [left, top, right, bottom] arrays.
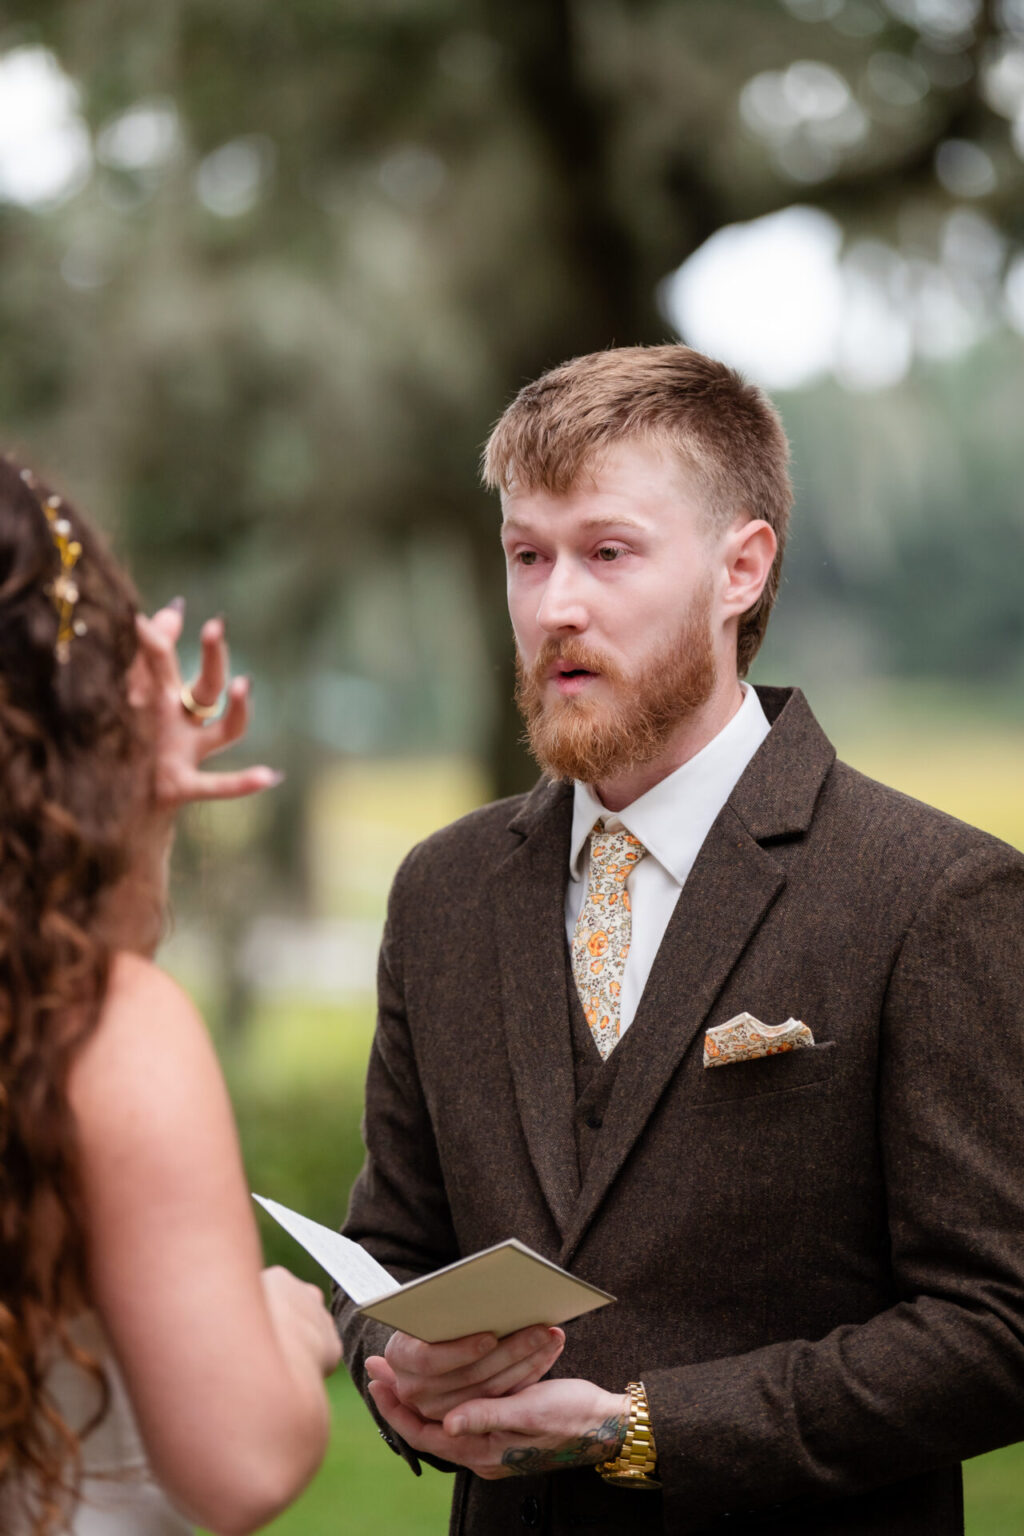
[[188, 617, 228, 711], [194, 676, 250, 758], [135, 614, 181, 692], [149, 603, 185, 643], [173, 765, 284, 802]]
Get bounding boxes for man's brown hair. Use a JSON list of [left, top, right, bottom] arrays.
[[482, 344, 792, 677]]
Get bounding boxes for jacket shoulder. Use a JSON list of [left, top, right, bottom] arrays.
[[386, 789, 538, 908], [825, 756, 1022, 874]]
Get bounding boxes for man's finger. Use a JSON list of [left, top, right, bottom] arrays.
[[370, 1381, 502, 1468], [468, 1333, 565, 1401], [454, 1325, 562, 1393], [420, 1344, 561, 1419], [365, 1355, 398, 1389], [446, 1394, 537, 1438], [385, 1330, 499, 1380], [368, 1381, 439, 1453], [189, 616, 228, 710]]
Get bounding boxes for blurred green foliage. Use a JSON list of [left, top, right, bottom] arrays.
[[1, 6, 1020, 1033], [2, 0, 1022, 809]]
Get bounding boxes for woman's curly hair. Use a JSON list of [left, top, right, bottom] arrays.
[[0, 456, 150, 1530]]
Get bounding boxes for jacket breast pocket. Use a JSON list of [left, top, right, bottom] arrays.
[[696, 1040, 837, 1104]]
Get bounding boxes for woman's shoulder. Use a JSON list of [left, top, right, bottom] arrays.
[[104, 950, 199, 1022], [70, 953, 227, 1148]]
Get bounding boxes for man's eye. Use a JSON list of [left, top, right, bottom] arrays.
[[596, 546, 621, 562], [517, 551, 539, 566]]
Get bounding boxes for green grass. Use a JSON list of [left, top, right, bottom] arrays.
[[964, 1442, 1024, 1534], [249, 1373, 453, 1536]]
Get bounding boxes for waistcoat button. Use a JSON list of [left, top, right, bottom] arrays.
[[520, 1493, 541, 1527]]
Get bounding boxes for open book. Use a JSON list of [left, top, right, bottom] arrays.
[[254, 1195, 615, 1344]]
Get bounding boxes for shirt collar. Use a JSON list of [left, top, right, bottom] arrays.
[[568, 683, 771, 884]]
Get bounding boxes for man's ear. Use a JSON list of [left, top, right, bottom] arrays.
[[719, 518, 777, 620]]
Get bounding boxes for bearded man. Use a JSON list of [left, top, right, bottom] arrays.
[[337, 345, 1024, 1536]]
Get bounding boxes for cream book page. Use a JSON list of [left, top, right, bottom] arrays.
[[254, 1196, 614, 1343]]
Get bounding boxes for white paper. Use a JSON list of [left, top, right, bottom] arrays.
[[253, 1194, 399, 1306]]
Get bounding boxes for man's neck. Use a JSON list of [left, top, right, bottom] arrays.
[[593, 678, 747, 813]]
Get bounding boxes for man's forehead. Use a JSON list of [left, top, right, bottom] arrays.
[[500, 440, 708, 530]]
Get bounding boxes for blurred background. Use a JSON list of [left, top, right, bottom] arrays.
[[1, 0, 1022, 1530]]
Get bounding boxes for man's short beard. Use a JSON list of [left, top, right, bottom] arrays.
[[514, 586, 718, 785]]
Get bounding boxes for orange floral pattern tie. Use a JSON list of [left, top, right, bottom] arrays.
[[571, 821, 647, 1060]]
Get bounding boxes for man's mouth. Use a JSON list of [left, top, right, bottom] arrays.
[[549, 660, 600, 694]]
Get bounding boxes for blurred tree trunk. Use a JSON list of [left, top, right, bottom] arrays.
[[478, 0, 680, 797]]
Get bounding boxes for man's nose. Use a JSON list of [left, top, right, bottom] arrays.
[[536, 558, 588, 634]]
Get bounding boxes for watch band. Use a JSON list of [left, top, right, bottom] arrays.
[[597, 1381, 661, 1489]]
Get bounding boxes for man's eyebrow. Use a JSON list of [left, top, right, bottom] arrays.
[[500, 514, 647, 537], [578, 515, 647, 532]]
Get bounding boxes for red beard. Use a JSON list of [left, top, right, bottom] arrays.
[[515, 587, 717, 784]]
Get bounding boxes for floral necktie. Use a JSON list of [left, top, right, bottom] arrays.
[[571, 820, 647, 1060]]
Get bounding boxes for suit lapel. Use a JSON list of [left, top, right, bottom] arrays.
[[491, 780, 581, 1238], [560, 687, 837, 1262]]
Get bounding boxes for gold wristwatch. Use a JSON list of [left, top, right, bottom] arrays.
[[597, 1381, 661, 1488]]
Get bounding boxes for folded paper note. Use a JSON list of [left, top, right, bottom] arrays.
[[703, 1012, 814, 1068], [254, 1194, 615, 1344]]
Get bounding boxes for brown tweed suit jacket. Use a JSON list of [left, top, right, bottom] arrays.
[[338, 686, 1024, 1536]]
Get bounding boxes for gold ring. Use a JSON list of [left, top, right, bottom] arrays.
[[180, 682, 221, 721]]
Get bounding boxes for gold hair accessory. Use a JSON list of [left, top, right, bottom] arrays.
[[20, 468, 88, 663]]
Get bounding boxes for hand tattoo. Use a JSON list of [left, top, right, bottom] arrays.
[[500, 1411, 627, 1476]]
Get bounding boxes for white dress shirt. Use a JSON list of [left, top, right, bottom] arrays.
[[565, 684, 771, 1036]]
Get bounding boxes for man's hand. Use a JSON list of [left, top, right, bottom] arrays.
[[367, 1373, 629, 1480], [134, 602, 283, 810], [365, 1325, 565, 1423]]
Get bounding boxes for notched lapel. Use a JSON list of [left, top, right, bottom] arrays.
[[492, 782, 581, 1238], [561, 805, 786, 1262]]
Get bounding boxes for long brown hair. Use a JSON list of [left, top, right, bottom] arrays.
[[0, 456, 149, 1529]]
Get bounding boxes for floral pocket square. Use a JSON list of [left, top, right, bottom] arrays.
[[703, 1012, 814, 1068]]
